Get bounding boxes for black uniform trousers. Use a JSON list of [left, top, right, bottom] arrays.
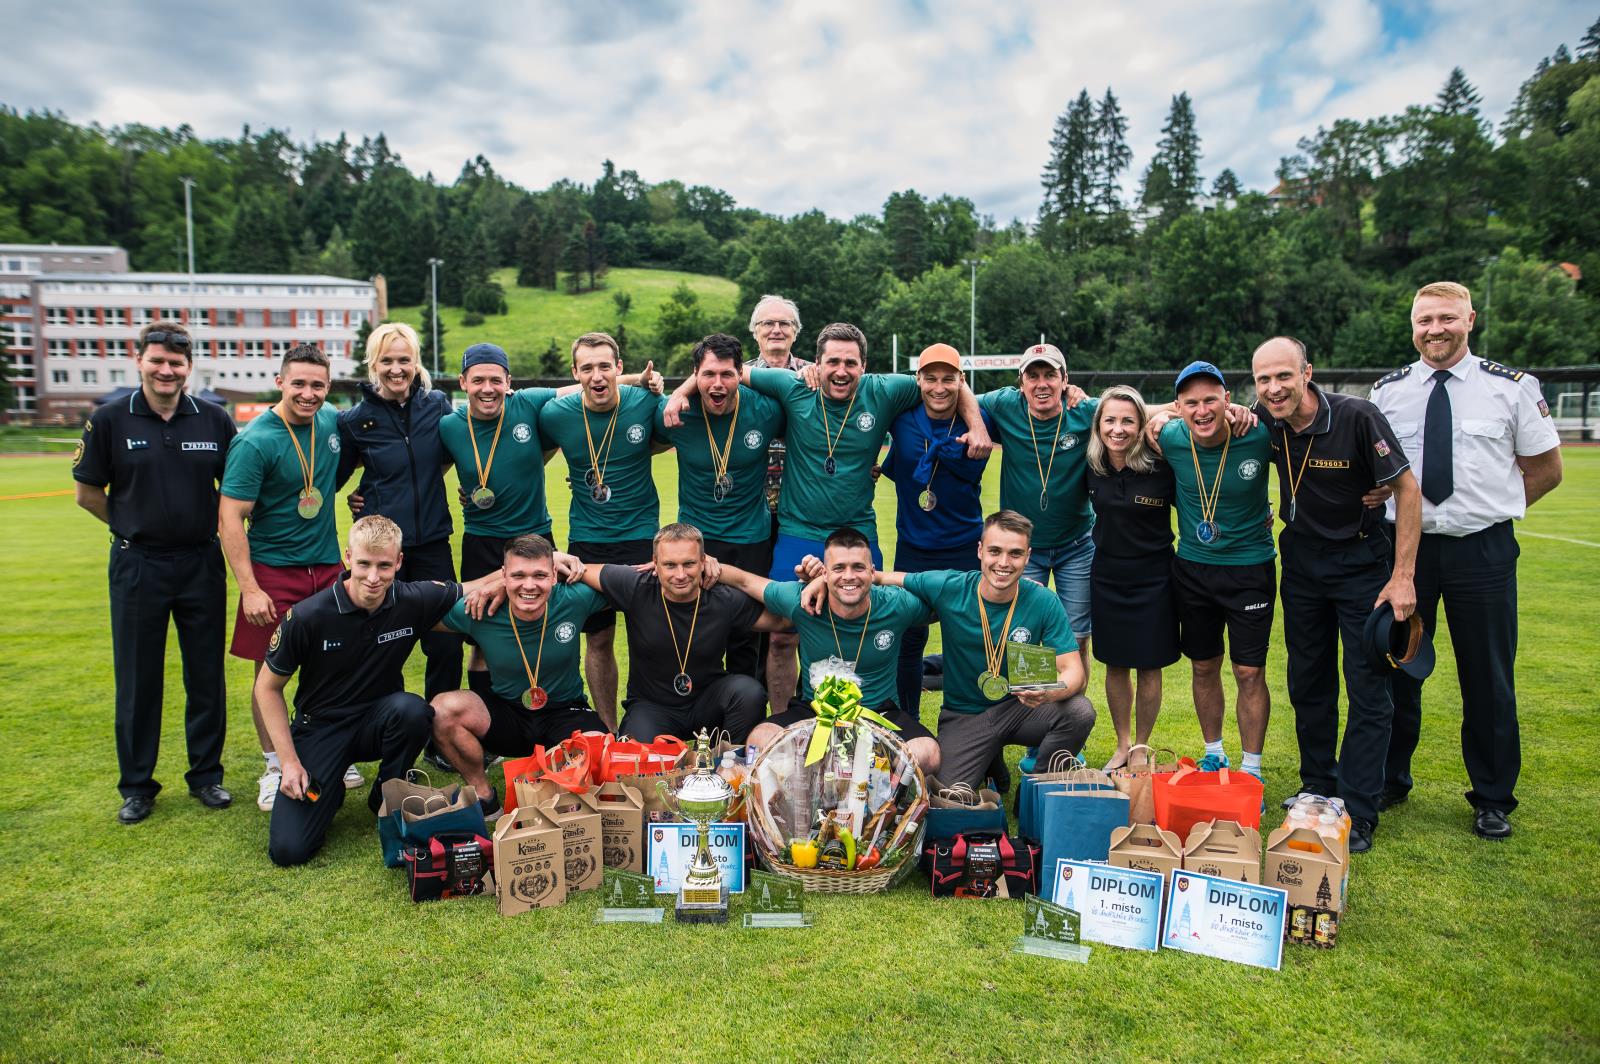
[[1386, 521, 1521, 813], [399, 540, 461, 701], [705, 537, 773, 680], [1280, 528, 1394, 826], [108, 540, 227, 799], [619, 674, 768, 744], [269, 691, 433, 866]]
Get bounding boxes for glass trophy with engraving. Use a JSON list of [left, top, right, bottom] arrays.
[[656, 731, 734, 923]]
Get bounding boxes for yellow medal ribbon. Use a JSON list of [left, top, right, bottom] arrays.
[[818, 386, 860, 470], [1281, 426, 1314, 521], [702, 389, 740, 483], [806, 676, 898, 765], [660, 584, 702, 679], [1027, 404, 1064, 509], [508, 603, 550, 702], [469, 403, 506, 493], [826, 593, 873, 667], [582, 400, 622, 489], [977, 581, 1021, 681], [283, 410, 316, 496], [1188, 426, 1233, 531]]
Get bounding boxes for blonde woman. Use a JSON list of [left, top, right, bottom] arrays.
[[1085, 385, 1179, 770]]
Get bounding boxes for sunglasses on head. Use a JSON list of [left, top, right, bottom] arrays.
[[144, 330, 192, 351]]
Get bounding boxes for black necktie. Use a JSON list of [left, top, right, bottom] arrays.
[[1421, 369, 1453, 505]]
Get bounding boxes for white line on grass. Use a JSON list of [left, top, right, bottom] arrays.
[[1520, 530, 1600, 549]]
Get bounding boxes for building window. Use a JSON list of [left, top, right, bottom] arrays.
[[326, 341, 345, 357], [243, 309, 264, 327], [324, 309, 344, 329], [350, 310, 367, 328], [132, 307, 152, 325], [244, 340, 264, 358], [76, 339, 100, 357], [51, 369, 69, 384], [9, 385, 34, 412], [48, 339, 70, 357], [105, 339, 129, 357], [81, 369, 98, 385], [297, 309, 318, 330], [161, 308, 183, 321], [268, 310, 291, 328], [271, 340, 291, 357], [109, 369, 126, 384], [104, 308, 126, 326], [215, 340, 238, 357], [1, 322, 32, 347], [75, 307, 99, 324], [216, 309, 241, 327], [189, 308, 210, 326], [3, 259, 19, 272], [193, 341, 210, 357], [46, 307, 69, 326]]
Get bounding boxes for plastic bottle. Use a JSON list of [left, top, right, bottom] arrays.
[[1284, 800, 1321, 852], [717, 750, 745, 790], [1316, 809, 1349, 847]]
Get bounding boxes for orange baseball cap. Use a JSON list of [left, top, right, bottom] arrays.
[[917, 343, 963, 372]]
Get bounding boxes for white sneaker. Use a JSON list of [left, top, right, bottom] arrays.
[[343, 764, 365, 789], [257, 769, 281, 811]]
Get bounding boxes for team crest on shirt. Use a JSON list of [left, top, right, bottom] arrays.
[[743, 430, 764, 449], [873, 630, 895, 651], [328, 433, 341, 453], [1009, 627, 1033, 643], [1060, 434, 1079, 450], [856, 412, 875, 432], [72, 441, 84, 467], [1237, 459, 1261, 480], [512, 423, 533, 443], [555, 622, 578, 643], [627, 424, 646, 444]]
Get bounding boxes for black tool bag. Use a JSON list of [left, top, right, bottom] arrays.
[[926, 832, 1039, 898], [402, 832, 493, 902]]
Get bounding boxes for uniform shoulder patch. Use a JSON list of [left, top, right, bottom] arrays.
[[72, 440, 85, 467], [1479, 360, 1524, 382], [1372, 365, 1412, 389]]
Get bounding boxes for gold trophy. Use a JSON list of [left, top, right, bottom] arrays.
[[657, 730, 734, 923]]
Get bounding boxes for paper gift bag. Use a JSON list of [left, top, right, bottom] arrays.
[[1017, 752, 1092, 841], [1106, 745, 1176, 825], [377, 773, 482, 868], [493, 807, 565, 915], [1038, 780, 1130, 875], [1152, 758, 1264, 841], [596, 735, 687, 784], [925, 779, 1008, 840], [594, 780, 646, 873]]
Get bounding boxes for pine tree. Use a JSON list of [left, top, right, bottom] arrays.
[[1039, 90, 1097, 250], [1436, 67, 1482, 117], [883, 189, 930, 280], [317, 223, 357, 279], [1579, 17, 1600, 61], [1150, 92, 1204, 218], [1210, 168, 1242, 200], [1093, 88, 1132, 216], [515, 210, 544, 288]]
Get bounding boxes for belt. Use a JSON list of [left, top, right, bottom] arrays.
[[115, 536, 218, 556]]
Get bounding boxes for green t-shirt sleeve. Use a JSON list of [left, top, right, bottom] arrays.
[[762, 580, 802, 621], [978, 388, 1010, 417], [571, 583, 607, 617], [1158, 419, 1187, 453], [901, 571, 949, 616], [878, 373, 922, 417], [886, 585, 934, 626], [748, 367, 797, 401], [220, 436, 265, 501], [442, 599, 472, 637]]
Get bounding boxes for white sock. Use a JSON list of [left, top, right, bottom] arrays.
[[263, 751, 281, 773], [1241, 751, 1263, 774], [1204, 739, 1225, 760]]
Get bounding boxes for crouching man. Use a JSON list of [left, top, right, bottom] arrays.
[[257, 516, 502, 866]]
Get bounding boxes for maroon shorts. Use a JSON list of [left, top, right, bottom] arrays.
[[229, 561, 343, 661]]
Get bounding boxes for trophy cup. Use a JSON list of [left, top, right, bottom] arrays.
[[657, 730, 734, 923]]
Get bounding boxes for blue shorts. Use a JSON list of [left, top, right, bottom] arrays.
[[769, 532, 883, 582], [1023, 530, 1095, 640]]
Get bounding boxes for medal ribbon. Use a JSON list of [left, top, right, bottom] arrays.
[[469, 403, 506, 492], [508, 604, 550, 703], [282, 410, 316, 496], [806, 675, 898, 765], [1027, 405, 1064, 502], [1281, 427, 1314, 520], [826, 592, 873, 667], [660, 584, 702, 681], [702, 389, 741, 485], [1188, 425, 1232, 533], [819, 386, 860, 469], [581, 401, 622, 490], [977, 583, 1021, 685]]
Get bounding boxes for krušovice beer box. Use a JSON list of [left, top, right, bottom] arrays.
[[1264, 825, 1349, 949], [1183, 820, 1262, 883]]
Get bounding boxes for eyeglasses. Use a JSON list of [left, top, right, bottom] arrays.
[[754, 319, 796, 332], [143, 330, 192, 350]]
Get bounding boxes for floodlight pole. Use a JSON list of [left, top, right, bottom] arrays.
[[963, 257, 986, 388], [427, 257, 443, 375], [181, 176, 199, 380]]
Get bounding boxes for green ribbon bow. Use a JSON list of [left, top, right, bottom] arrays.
[[805, 676, 899, 765]]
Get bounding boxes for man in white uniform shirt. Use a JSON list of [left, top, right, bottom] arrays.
[[1370, 281, 1562, 840]]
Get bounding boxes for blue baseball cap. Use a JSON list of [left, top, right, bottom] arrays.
[[461, 343, 510, 374], [1174, 361, 1227, 396]]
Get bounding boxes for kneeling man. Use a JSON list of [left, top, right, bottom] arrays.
[[430, 534, 608, 814], [257, 516, 502, 866], [879, 511, 1094, 790], [716, 527, 941, 774]]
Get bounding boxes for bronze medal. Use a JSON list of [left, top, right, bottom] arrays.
[[523, 686, 548, 711], [297, 487, 323, 519], [918, 488, 937, 512], [591, 483, 612, 504], [471, 486, 496, 510]]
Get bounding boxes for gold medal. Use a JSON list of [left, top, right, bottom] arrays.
[[1028, 404, 1064, 516], [468, 404, 505, 510], [581, 398, 621, 505], [509, 603, 550, 712], [282, 411, 321, 521], [471, 486, 496, 509], [919, 488, 937, 512], [920, 415, 954, 515], [979, 671, 1010, 701], [976, 579, 1020, 702], [703, 391, 741, 504], [1188, 426, 1232, 548], [296, 486, 323, 520]]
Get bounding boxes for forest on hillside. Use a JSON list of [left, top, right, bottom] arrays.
[[2, 20, 1597, 373]]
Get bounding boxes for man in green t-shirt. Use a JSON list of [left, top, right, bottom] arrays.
[[876, 511, 1095, 790], [428, 534, 604, 813], [656, 333, 785, 680], [664, 321, 991, 714], [538, 332, 669, 730], [1157, 361, 1276, 783], [713, 527, 941, 774], [219, 344, 350, 812]]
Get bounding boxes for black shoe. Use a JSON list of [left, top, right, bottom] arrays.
[[422, 744, 457, 773], [1473, 808, 1512, 840], [1377, 789, 1409, 812], [479, 785, 502, 821], [190, 783, 232, 809], [118, 795, 155, 824], [1348, 817, 1375, 854], [985, 754, 1011, 797]]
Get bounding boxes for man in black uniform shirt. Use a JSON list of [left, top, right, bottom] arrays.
[[578, 523, 768, 742], [1253, 337, 1420, 853], [73, 320, 238, 824], [258, 516, 502, 866]]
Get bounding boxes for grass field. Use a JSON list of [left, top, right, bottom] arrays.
[[387, 266, 739, 372], [0, 444, 1597, 1062]]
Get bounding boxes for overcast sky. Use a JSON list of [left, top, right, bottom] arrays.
[[1, 1, 1592, 223]]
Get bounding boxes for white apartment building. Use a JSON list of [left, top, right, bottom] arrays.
[[0, 244, 128, 418], [31, 272, 376, 420]]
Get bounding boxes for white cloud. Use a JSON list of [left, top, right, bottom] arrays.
[[0, 0, 1590, 224]]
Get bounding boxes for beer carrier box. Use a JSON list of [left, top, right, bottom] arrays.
[[1183, 820, 1263, 883], [1108, 823, 1184, 880], [1264, 826, 1348, 911], [516, 779, 606, 894], [493, 808, 565, 916], [595, 780, 647, 874]]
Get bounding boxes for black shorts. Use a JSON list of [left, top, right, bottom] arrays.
[[460, 532, 506, 581], [479, 691, 609, 757], [1171, 556, 1277, 667], [765, 698, 934, 743], [568, 538, 653, 633], [704, 536, 774, 583]]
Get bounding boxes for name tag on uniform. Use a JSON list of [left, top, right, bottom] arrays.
[[1307, 458, 1350, 470], [125, 438, 149, 450], [181, 441, 219, 452], [376, 627, 415, 645], [1134, 495, 1165, 507]]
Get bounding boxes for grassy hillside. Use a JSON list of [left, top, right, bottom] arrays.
[[388, 266, 739, 373]]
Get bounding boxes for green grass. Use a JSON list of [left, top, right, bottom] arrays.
[[388, 266, 739, 372], [1, 446, 1597, 1062]]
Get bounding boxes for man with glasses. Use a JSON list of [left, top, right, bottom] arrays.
[[74, 320, 238, 824]]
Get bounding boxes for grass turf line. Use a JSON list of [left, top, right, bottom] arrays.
[[0, 447, 1596, 1062]]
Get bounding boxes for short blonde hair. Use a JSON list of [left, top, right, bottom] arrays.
[[571, 331, 620, 364], [364, 322, 433, 393], [349, 514, 403, 556], [1413, 281, 1473, 311], [1088, 385, 1157, 476]]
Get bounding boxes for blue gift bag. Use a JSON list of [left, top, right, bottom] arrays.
[[1038, 783, 1130, 875]]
